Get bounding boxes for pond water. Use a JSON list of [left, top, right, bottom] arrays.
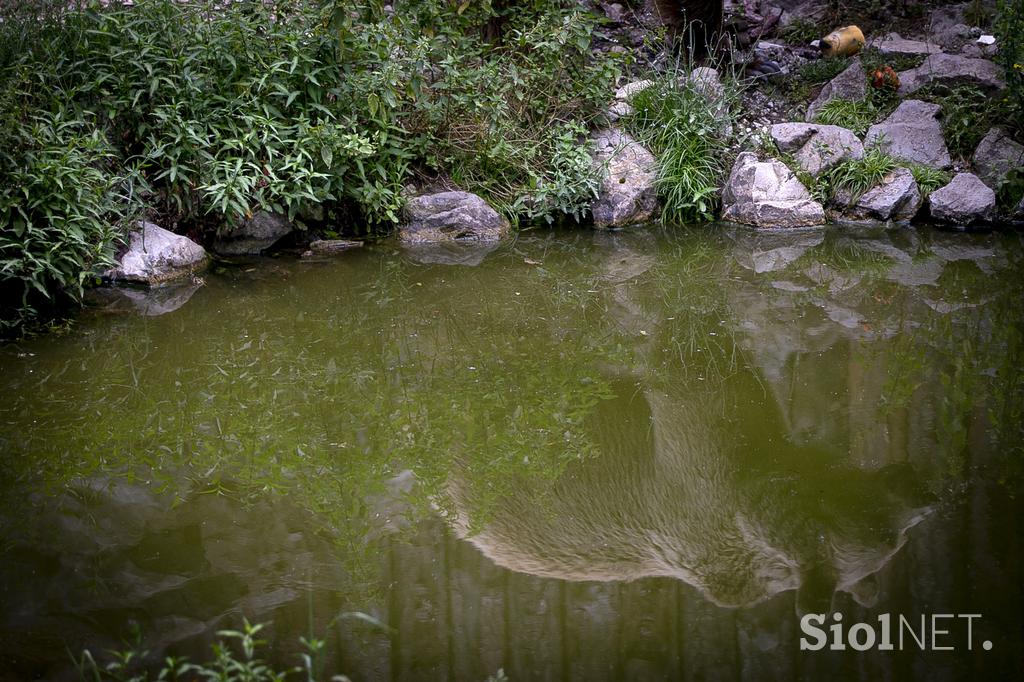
[[1, 224, 1022, 681]]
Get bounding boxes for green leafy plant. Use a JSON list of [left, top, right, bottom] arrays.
[[0, 107, 145, 329], [779, 18, 821, 46], [75, 619, 330, 681], [993, 0, 1024, 131], [0, 0, 619, 329]]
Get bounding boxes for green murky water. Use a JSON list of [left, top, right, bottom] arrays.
[[1, 225, 1023, 680]]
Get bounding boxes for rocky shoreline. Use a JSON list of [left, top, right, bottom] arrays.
[[101, 0, 1022, 288]]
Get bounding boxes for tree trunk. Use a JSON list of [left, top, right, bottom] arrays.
[[652, 0, 724, 58]]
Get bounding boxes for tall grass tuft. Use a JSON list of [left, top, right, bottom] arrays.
[[624, 68, 739, 223]]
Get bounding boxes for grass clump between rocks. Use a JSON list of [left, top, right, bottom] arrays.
[[814, 98, 879, 135], [907, 165, 951, 197], [812, 146, 898, 205], [624, 70, 740, 223]]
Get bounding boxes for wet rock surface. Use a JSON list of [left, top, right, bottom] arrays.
[[212, 211, 295, 256], [400, 191, 510, 243], [928, 172, 996, 225], [591, 128, 659, 228], [722, 152, 826, 228], [105, 222, 208, 285]]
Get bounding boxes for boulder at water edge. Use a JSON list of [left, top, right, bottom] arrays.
[[972, 127, 1024, 190], [213, 211, 295, 256], [400, 191, 510, 243], [591, 128, 659, 228], [928, 173, 995, 225], [834, 167, 923, 222], [722, 152, 826, 228], [105, 222, 208, 285]]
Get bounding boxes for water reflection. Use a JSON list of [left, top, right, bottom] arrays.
[[0, 225, 1022, 680]]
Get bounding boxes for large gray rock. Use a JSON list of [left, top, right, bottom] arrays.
[[213, 211, 294, 255], [721, 152, 826, 228], [972, 127, 1024, 189], [400, 191, 510, 243], [105, 222, 208, 285], [928, 172, 995, 224], [805, 59, 867, 122], [591, 128, 659, 228], [897, 53, 1006, 96], [770, 122, 864, 176], [869, 33, 943, 57], [689, 67, 725, 101], [834, 167, 922, 221], [864, 100, 951, 169]]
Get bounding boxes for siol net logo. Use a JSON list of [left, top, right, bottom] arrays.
[[800, 613, 992, 652]]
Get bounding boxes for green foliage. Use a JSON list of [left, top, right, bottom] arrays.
[[929, 85, 997, 159], [912, 84, 1020, 160], [907, 164, 951, 197], [75, 619, 330, 681], [994, 0, 1024, 131], [779, 18, 821, 46], [799, 57, 850, 85], [814, 98, 878, 135], [0, 107, 145, 329], [327, 0, 617, 223], [625, 72, 739, 222], [0, 0, 617, 329], [997, 167, 1024, 211]]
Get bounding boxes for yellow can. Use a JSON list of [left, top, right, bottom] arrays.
[[819, 25, 865, 57]]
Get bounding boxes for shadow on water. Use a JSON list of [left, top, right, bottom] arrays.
[[0, 225, 1022, 680]]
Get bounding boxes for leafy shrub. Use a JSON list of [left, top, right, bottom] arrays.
[[625, 71, 739, 222], [0, 108, 144, 329], [994, 0, 1024, 131], [779, 18, 821, 46], [75, 619, 329, 681], [0, 0, 617, 328]]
